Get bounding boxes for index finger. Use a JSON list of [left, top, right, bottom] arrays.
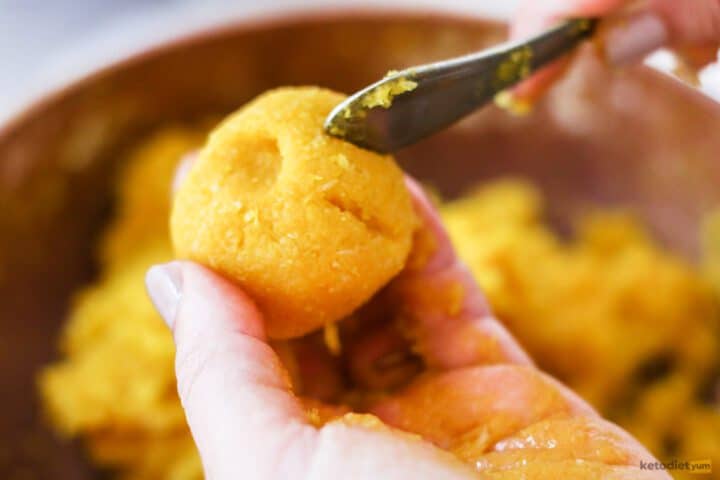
[[508, 0, 627, 105]]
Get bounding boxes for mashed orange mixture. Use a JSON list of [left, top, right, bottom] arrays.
[[40, 101, 719, 479]]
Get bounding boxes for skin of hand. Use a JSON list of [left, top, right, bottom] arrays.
[[510, 0, 720, 103], [145, 156, 670, 478]]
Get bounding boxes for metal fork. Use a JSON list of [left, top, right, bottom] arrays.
[[324, 18, 597, 154]]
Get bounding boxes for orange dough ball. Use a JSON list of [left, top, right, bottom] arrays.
[[171, 87, 416, 339]]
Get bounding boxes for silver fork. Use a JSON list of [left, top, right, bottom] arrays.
[[324, 18, 597, 154]]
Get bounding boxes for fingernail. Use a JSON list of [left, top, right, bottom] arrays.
[[171, 151, 198, 195], [145, 261, 184, 329], [605, 12, 669, 66]]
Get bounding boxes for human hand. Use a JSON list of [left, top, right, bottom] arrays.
[[511, 0, 720, 104], [145, 159, 669, 478]]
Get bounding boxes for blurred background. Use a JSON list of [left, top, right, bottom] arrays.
[[2, 0, 719, 126]]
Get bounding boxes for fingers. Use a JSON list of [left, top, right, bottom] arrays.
[[145, 261, 316, 478], [392, 177, 532, 369], [492, 416, 660, 468], [369, 365, 595, 450], [603, 10, 670, 64], [510, 0, 626, 104], [368, 365, 667, 477], [509, 0, 720, 104]]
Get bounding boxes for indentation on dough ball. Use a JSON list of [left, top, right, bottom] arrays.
[[232, 136, 282, 192], [324, 192, 388, 237]]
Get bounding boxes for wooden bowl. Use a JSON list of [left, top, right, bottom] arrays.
[[1, 11, 718, 479]]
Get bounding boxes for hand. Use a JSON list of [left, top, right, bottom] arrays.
[[146, 161, 669, 478], [511, 0, 720, 103]]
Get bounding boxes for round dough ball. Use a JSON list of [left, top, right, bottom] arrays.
[[171, 87, 416, 339]]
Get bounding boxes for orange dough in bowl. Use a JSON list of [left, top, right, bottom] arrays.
[[171, 87, 416, 339]]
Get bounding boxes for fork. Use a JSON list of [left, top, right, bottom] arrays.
[[324, 18, 597, 153]]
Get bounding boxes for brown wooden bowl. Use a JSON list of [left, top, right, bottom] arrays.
[[1, 10, 719, 479]]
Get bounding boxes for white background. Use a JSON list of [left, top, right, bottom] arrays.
[[0, 0, 718, 126]]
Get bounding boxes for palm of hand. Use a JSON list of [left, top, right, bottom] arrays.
[[168, 179, 668, 479]]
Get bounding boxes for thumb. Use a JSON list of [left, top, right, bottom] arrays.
[[145, 261, 315, 479], [509, 0, 719, 103]]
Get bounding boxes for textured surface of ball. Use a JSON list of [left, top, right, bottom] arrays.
[[171, 87, 416, 338]]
